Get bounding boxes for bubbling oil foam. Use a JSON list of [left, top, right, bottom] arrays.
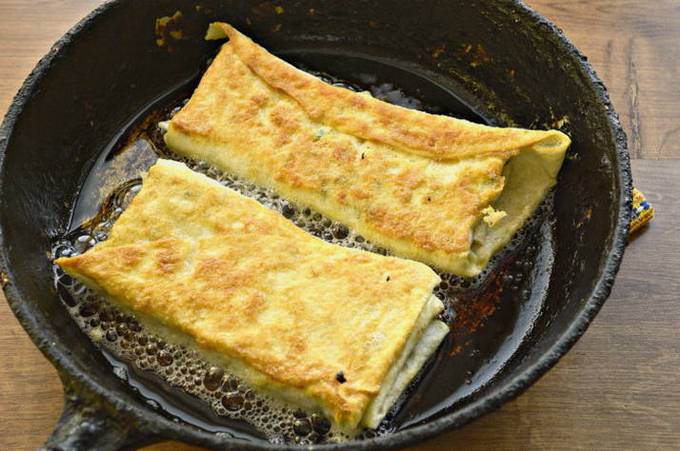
[[51, 73, 552, 445]]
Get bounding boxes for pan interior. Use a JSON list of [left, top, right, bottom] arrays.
[[52, 50, 556, 444]]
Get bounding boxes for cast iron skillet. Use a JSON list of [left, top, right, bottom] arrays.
[[0, 0, 631, 449]]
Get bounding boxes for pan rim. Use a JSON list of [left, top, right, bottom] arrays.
[[0, 0, 632, 449]]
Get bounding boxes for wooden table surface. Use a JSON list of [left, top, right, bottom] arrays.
[[1, 1, 679, 449]]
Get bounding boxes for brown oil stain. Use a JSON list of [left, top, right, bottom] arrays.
[[470, 44, 491, 68], [0, 271, 9, 288], [431, 44, 446, 59], [155, 11, 184, 51], [576, 207, 593, 229], [456, 43, 492, 68], [450, 280, 503, 338]]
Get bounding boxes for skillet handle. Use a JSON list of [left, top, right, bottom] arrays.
[[41, 375, 153, 451]]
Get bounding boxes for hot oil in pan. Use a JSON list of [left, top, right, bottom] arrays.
[[52, 52, 555, 444]]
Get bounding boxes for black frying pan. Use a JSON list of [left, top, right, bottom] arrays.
[[0, 1, 631, 449]]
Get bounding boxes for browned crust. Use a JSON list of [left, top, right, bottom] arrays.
[[56, 160, 441, 429], [213, 22, 566, 161]]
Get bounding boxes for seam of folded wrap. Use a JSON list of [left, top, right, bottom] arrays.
[[207, 22, 570, 163]]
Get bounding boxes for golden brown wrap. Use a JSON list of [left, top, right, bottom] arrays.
[[163, 23, 570, 276], [56, 160, 448, 431]]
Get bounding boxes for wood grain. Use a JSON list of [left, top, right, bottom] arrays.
[[1, 1, 679, 450], [528, 0, 680, 160]]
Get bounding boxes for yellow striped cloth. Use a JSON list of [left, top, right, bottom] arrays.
[[629, 188, 654, 235]]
